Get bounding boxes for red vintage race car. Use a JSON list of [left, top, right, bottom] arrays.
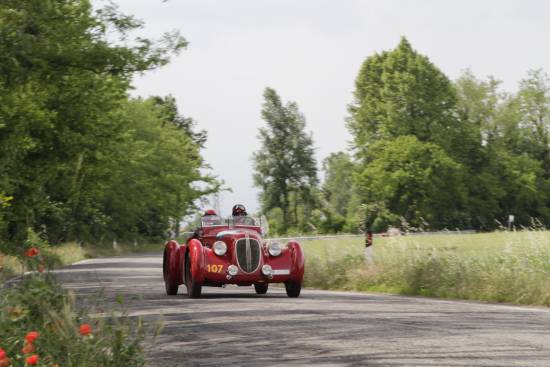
[[163, 215, 305, 298]]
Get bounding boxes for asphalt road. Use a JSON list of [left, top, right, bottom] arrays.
[[56, 254, 550, 367]]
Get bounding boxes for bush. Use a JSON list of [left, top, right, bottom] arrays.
[[0, 251, 154, 366]]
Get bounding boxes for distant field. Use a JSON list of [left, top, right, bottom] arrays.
[[301, 230, 550, 256], [300, 230, 550, 306]]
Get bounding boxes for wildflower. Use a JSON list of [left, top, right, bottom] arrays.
[[25, 247, 39, 258], [0, 356, 9, 367], [22, 342, 35, 354], [25, 354, 38, 365], [25, 331, 39, 344], [0, 348, 5, 359], [79, 323, 92, 336]]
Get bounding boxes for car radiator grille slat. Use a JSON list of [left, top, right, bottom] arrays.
[[235, 238, 260, 273]]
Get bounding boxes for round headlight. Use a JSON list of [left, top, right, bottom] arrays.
[[268, 242, 282, 256], [261, 264, 273, 276], [228, 264, 238, 276], [213, 241, 227, 256]]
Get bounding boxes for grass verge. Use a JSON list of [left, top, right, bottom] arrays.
[[0, 247, 162, 367], [1, 242, 163, 283], [302, 230, 550, 306]]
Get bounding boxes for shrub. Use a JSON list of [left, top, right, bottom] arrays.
[[0, 265, 152, 366]]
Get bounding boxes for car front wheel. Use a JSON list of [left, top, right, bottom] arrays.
[[185, 256, 202, 298], [163, 251, 178, 295], [254, 283, 268, 294], [285, 281, 301, 297]]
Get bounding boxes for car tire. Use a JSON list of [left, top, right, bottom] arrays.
[[285, 281, 301, 298], [163, 251, 178, 295], [185, 255, 202, 298], [254, 283, 268, 294]]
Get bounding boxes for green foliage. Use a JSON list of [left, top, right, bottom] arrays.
[[320, 152, 354, 233], [345, 38, 550, 231], [355, 136, 468, 229], [253, 87, 318, 234], [348, 37, 459, 159], [0, 0, 216, 251], [0, 275, 149, 366]]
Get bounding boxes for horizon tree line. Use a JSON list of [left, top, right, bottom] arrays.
[[253, 37, 550, 234]]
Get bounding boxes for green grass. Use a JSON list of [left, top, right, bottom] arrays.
[[301, 230, 550, 306]]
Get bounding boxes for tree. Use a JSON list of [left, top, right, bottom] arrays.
[[150, 95, 207, 147], [347, 37, 460, 162], [354, 136, 468, 230], [320, 152, 354, 232], [515, 70, 550, 173], [346, 38, 469, 229], [453, 71, 508, 229], [253, 88, 318, 233], [0, 0, 213, 251]]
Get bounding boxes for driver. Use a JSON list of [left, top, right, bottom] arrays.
[[232, 204, 248, 224], [232, 204, 247, 217]]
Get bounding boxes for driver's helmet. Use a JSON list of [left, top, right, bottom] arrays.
[[232, 204, 247, 217], [203, 209, 217, 216]]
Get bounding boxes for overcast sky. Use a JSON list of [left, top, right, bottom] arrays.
[[100, 0, 550, 216]]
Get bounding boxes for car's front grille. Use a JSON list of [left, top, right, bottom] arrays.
[[235, 237, 260, 273]]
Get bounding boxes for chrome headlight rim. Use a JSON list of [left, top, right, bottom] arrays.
[[213, 241, 227, 256], [268, 242, 282, 256], [227, 264, 238, 276], [261, 264, 273, 276]]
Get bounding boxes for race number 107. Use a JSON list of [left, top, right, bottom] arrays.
[[207, 264, 223, 273]]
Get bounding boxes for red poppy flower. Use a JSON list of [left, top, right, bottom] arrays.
[[22, 342, 35, 354], [25, 247, 39, 258], [25, 354, 38, 365], [79, 323, 92, 336], [0, 348, 5, 359], [25, 331, 39, 343]]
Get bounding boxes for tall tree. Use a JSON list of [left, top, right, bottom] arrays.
[[321, 152, 354, 232], [346, 38, 470, 230], [253, 88, 318, 233], [354, 136, 468, 230], [347, 37, 461, 162], [515, 70, 550, 173], [0, 0, 213, 250]]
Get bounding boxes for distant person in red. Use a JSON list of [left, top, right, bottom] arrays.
[[202, 209, 219, 225], [193, 209, 219, 238]]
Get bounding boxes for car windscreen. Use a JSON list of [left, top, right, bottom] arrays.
[[201, 215, 224, 227], [227, 216, 257, 226]]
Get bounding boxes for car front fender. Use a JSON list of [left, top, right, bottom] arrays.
[[188, 238, 205, 284], [287, 240, 305, 283], [164, 240, 184, 285]]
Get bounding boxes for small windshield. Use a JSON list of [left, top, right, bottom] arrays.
[[200, 215, 267, 230], [227, 215, 257, 226], [200, 215, 259, 228], [201, 215, 224, 227]]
